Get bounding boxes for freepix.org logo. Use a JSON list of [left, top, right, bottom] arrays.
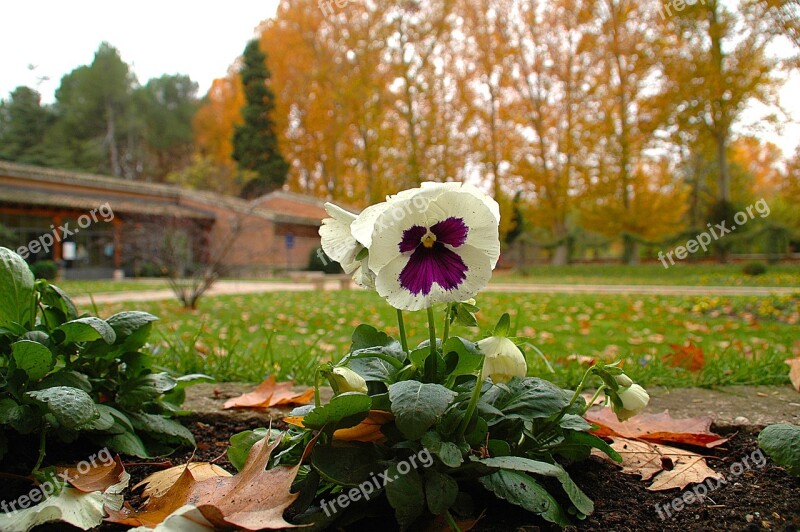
[[16, 202, 115, 259]]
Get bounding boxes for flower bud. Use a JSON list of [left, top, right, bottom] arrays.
[[613, 383, 649, 421], [615, 374, 633, 388], [477, 336, 527, 384], [330, 367, 368, 394]]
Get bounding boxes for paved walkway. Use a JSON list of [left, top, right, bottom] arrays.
[[183, 382, 799, 429], [72, 280, 797, 306]]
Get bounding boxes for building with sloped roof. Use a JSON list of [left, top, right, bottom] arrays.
[[0, 161, 328, 278]]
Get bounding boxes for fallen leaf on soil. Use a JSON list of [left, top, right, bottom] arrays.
[[223, 375, 315, 409], [594, 437, 722, 491], [134, 463, 232, 501], [786, 357, 800, 392], [665, 343, 705, 371], [57, 455, 127, 493], [585, 408, 729, 448], [107, 435, 304, 529], [422, 509, 485, 531]]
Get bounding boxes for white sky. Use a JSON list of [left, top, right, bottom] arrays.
[[1, 1, 798, 157]]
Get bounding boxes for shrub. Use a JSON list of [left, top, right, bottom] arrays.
[[0, 247, 209, 472], [308, 247, 342, 274], [742, 261, 767, 276], [29, 260, 58, 280]]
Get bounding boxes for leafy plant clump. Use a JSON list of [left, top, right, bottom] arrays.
[[0, 247, 207, 472], [742, 261, 767, 276], [229, 313, 643, 529]]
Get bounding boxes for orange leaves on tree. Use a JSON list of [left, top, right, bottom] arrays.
[[585, 408, 729, 448], [108, 436, 304, 530], [665, 343, 705, 371], [786, 357, 800, 392], [223, 375, 314, 409]]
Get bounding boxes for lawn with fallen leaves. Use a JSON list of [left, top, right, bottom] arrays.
[[84, 289, 799, 389]]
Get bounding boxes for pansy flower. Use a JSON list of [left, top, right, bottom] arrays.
[[366, 183, 500, 311], [319, 204, 375, 288]]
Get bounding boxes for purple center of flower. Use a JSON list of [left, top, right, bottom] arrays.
[[397, 217, 469, 296]]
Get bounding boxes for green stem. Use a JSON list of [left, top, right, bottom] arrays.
[[314, 366, 323, 407], [582, 385, 607, 415], [444, 509, 462, 532], [32, 426, 47, 474], [442, 304, 451, 345], [547, 366, 596, 429], [426, 306, 437, 357], [457, 369, 484, 439], [396, 309, 409, 353]]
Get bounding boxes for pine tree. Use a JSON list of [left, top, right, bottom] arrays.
[[232, 39, 288, 199]]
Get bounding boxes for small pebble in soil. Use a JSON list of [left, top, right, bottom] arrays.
[[734, 416, 750, 424]]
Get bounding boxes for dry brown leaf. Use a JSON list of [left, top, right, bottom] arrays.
[[108, 435, 304, 530], [223, 375, 314, 409], [665, 343, 705, 371], [421, 509, 485, 531], [786, 357, 800, 392], [585, 408, 729, 448], [595, 437, 722, 491], [134, 463, 232, 501], [57, 455, 127, 493]]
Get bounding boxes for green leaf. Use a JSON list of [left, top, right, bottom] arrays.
[[58, 317, 116, 344], [479, 469, 569, 526], [312, 442, 383, 486], [106, 311, 158, 350], [0, 247, 36, 329], [441, 337, 483, 377], [479, 456, 593, 515], [493, 313, 511, 337], [102, 430, 150, 458], [38, 282, 78, 321], [128, 412, 195, 446], [557, 431, 622, 463], [303, 392, 372, 431], [27, 386, 99, 430], [425, 470, 458, 515], [388, 380, 457, 440], [34, 370, 92, 393], [421, 431, 464, 468], [385, 464, 425, 531], [12, 340, 53, 380], [0, 398, 20, 424], [228, 428, 273, 471], [484, 377, 571, 423], [559, 414, 593, 432], [80, 404, 117, 431], [759, 423, 800, 476], [344, 325, 407, 382]]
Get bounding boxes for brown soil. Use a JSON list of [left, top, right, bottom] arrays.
[[22, 419, 800, 531]]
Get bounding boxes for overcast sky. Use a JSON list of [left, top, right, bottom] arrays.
[[1, 0, 798, 156]]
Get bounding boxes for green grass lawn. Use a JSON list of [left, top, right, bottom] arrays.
[[495, 263, 800, 287], [86, 289, 799, 390]]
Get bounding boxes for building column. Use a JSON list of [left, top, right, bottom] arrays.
[[52, 214, 63, 261], [112, 218, 124, 279]]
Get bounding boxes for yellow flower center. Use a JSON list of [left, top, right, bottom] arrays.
[[421, 231, 437, 248]]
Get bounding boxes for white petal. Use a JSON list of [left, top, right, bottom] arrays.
[[319, 217, 359, 266], [351, 201, 391, 248], [324, 202, 357, 223]]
